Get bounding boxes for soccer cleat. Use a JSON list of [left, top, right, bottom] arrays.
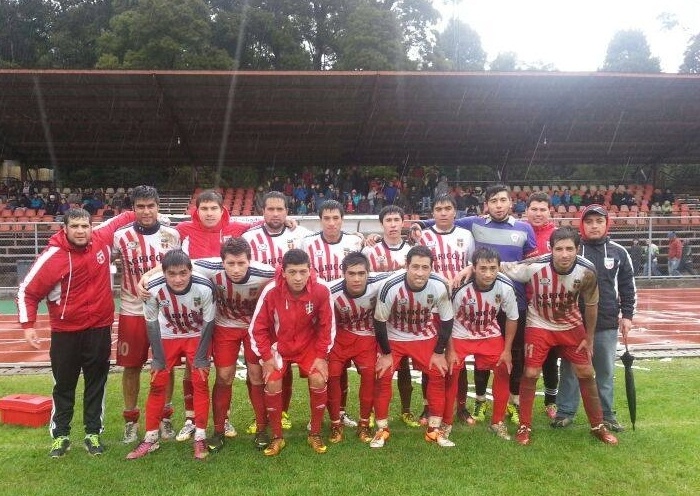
[[254, 431, 271, 450], [507, 403, 520, 425], [281, 411, 292, 430], [224, 418, 238, 438], [591, 424, 619, 445], [424, 427, 455, 447], [329, 423, 344, 444], [603, 419, 625, 433], [400, 412, 421, 428], [307, 434, 328, 454], [339, 411, 358, 428], [126, 440, 159, 460], [246, 418, 257, 435], [544, 403, 558, 420], [263, 437, 286, 456], [489, 421, 511, 441], [457, 407, 476, 426], [357, 424, 373, 443], [159, 418, 175, 440], [49, 436, 71, 458], [122, 421, 139, 444], [550, 416, 573, 429], [369, 428, 390, 448], [193, 439, 208, 460], [84, 434, 105, 455], [418, 406, 429, 426], [515, 425, 531, 446], [473, 400, 489, 422], [176, 419, 195, 442], [207, 432, 225, 453]]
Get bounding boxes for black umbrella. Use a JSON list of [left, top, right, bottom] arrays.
[[620, 344, 637, 431]]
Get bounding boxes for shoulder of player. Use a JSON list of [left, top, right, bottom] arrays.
[[191, 272, 216, 290], [575, 255, 597, 272], [378, 270, 407, 300], [193, 257, 223, 270], [327, 278, 345, 294], [427, 272, 450, 291], [495, 273, 516, 290], [114, 222, 137, 235], [248, 261, 276, 278]]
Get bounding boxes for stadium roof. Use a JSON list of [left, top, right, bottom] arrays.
[[1, 69, 700, 172]]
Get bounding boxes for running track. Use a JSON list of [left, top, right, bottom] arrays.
[[1, 288, 699, 365]]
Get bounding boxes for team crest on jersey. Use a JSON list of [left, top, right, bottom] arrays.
[[127, 241, 139, 251], [222, 235, 232, 243], [343, 248, 352, 257], [425, 241, 437, 248], [511, 233, 521, 243], [160, 233, 176, 250], [457, 238, 464, 249], [217, 285, 226, 292], [573, 279, 581, 290], [427, 294, 434, 306], [159, 300, 170, 308], [315, 250, 324, 258], [540, 278, 551, 285], [305, 302, 314, 314], [258, 243, 269, 252], [604, 257, 615, 270], [467, 298, 476, 305], [340, 306, 351, 313], [193, 297, 202, 307], [398, 298, 409, 306], [96, 250, 106, 265], [286, 239, 295, 250], [377, 255, 386, 263]]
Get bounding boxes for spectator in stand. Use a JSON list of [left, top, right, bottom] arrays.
[[651, 188, 664, 205], [591, 190, 605, 205], [667, 232, 683, 276], [560, 189, 572, 207], [550, 191, 561, 209], [454, 189, 468, 219], [621, 189, 636, 208], [293, 183, 307, 207], [45, 194, 60, 216], [367, 187, 377, 213], [629, 239, 644, 276], [434, 175, 450, 199], [611, 187, 625, 207], [351, 189, 362, 211], [571, 190, 582, 209], [650, 201, 662, 215], [513, 198, 527, 217], [464, 189, 481, 215], [581, 191, 593, 206], [29, 193, 45, 210], [58, 197, 71, 217], [283, 177, 295, 204], [18, 193, 31, 209], [661, 200, 673, 216], [662, 188, 675, 204], [254, 186, 265, 215], [679, 240, 696, 275], [641, 239, 661, 276], [384, 180, 398, 205], [270, 176, 284, 193]]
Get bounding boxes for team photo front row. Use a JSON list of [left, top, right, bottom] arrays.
[[17, 187, 626, 460]]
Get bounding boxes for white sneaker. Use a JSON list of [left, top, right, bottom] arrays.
[[175, 420, 195, 442], [369, 428, 390, 448], [122, 421, 138, 444], [489, 421, 511, 441], [425, 428, 455, 447], [224, 418, 237, 438], [340, 412, 358, 428], [160, 418, 175, 440]]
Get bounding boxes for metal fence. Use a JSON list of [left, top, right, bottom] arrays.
[[1, 216, 698, 289]]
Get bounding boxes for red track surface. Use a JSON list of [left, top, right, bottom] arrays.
[[1, 288, 699, 364]]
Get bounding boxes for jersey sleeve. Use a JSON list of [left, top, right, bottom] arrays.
[[501, 284, 520, 321]]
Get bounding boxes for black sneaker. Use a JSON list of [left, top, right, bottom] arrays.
[[603, 419, 625, 432], [84, 434, 105, 455], [253, 431, 270, 450], [50, 436, 71, 458], [207, 432, 225, 453]]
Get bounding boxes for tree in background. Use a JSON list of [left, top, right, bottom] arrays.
[[489, 52, 519, 72], [0, 0, 55, 68], [600, 30, 661, 73], [429, 18, 485, 71], [679, 33, 700, 74], [96, 0, 233, 69]]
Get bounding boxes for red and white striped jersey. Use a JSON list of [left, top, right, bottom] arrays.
[[362, 239, 411, 271], [113, 223, 180, 316], [501, 255, 598, 331], [242, 225, 311, 268], [417, 226, 475, 280], [299, 231, 364, 281], [452, 274, 519, 340], [327, 272, 391, 337], [143, 272, 216, 339], [192, 259, 275, 328], [374, 270, 454, 341]]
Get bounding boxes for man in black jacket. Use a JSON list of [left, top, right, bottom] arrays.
[[553, 204, 636, 432]]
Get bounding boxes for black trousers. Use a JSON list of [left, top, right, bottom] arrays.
[[49, 326, 111, 438]]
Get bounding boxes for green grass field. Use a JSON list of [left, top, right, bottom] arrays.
[[0, 358, 698, 496]]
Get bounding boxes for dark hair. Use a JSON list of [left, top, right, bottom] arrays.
[[433, 194, 456, 210], [131, 185, 159, 205], [263, 191, 288, 209], [196, 189, 224, 208], [318, 199, 344, 219], [63, 208, 90, 226], [220, 237, 251, 260], [378, 205, 405, 223], [342, 252, 370, 273], [472, 247, 501, 266], [282, 248, 310, 268], [550, 226, 580, 249], [526, 191, 550, 208], [161, 249, 192, 271], [406, 245, 434, 265], [485, 184, 509, 202]]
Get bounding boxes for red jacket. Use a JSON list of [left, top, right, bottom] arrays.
[[668, 237, 683, 259], [249, 266, 335, 362], [17, 212, 135, 332], [531, 220, 556, 255], [177, 205, 260, 259]]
